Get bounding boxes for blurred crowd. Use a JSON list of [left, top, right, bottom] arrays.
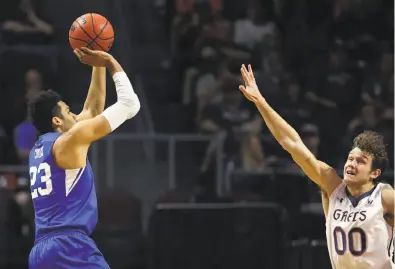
[[166, 0, 394, 174], [0, 0, 54, 168]]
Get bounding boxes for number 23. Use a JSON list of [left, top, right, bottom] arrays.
[[30, 162, 53, 199]]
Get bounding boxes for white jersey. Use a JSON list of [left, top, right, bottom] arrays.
[[326, 182, 394, 269]]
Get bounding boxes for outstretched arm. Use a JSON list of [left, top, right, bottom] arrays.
[[76, 65, 106, 121], [64, 49, 140, 145], [239, 64, 342, 196]]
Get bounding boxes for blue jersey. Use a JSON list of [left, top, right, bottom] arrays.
[[29, 132, 98, 242]]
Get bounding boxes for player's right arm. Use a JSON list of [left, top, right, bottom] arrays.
[[239, 64, 342, 196], [321, 189, 330, 217], [64, 52, 140, 145]]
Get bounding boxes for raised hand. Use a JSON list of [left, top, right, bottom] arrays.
[[74, 47, 113, 67], [239, 64, 263, 103]]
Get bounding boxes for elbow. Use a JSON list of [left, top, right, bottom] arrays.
[[125, 94, 141, 119]]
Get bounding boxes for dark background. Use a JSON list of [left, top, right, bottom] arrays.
[[0, 0, 393, 268]]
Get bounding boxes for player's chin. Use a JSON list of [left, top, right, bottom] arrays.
[[343, 174, 358, 184]]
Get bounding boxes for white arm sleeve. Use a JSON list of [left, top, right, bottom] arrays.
[[101, 72, 141, 131]]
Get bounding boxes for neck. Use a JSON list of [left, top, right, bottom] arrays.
[[346, 182, 375, 197]]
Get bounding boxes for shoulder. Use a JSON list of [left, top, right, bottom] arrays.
[[316, 160, 343, 197], [327, 180, 346, 200], [52, 131, 89, 169], [53, 125, 82, 152]]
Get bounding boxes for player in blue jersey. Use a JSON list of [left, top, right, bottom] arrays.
[[28, 47, 140, 269]]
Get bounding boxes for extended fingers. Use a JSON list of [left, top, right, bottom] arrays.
[[73, 48, 81, 58], [248, 64, 252, 74], [240, 64, 249, 83], [80, 47, 94, 55], [241, 64, 255, 83], [247, 64, 255, 81], [73, 48, 86, 62]]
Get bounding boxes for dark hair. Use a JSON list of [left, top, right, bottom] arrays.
[[29, 90, 63, 134], [352, 131, 389, 175]]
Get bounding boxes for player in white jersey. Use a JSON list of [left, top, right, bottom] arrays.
[[238, 64, 394, 269], [323, 181, 394, 268]]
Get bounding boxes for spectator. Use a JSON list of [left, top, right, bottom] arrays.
[[13, 69, 42, 164], [199, 76, 263, 169], [341, 104, 381, 160], [257, 32, 283, 69], [287, 123, 321, 171], [233, 1, 277, 50], [255, 51, 287, 100], [300, 124, 320, 158], [14, 114, 38, 164], [277, 79, 312, 129], [24, 69, 43, 101], [347, 104, 379, 136], [306, 47, 357, 158], [170, 0, 200, 55], [307, 47, 356, 115], [361, 52, 394, 108], [194, 12, 250, 65], [14, 69, 43, 123], [195, 60, 233, 119]]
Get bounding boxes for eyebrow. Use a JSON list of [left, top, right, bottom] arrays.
[[348, 153, 369, 160]]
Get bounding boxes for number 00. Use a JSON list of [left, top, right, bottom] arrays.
[[333, 226, 367, 256]]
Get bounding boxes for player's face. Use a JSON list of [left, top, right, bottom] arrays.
[[343, 147, 380, 185], [54, 101, 77, 132]]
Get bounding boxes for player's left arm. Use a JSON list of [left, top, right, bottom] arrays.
[[75, 48, 106, 121], [382, 187, 394, 227]]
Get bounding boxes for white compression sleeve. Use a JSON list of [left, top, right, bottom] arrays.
[[101, 72, 141, 131]]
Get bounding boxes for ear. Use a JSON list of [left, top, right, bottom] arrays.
[[370, 169, 381, 181], [52, 116, 62, 128]]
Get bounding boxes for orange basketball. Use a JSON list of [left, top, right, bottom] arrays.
[[69, 13, 114, 52]]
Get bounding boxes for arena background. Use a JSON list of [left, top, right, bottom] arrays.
[[0, 0, 393, 268]]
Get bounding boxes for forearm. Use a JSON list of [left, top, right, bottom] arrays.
[[71, 69, 141, 145], [254, 96, 301, 150], [101, 65, 140, 131], [82, 67, 106, 116]]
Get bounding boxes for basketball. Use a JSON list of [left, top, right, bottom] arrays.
[[69, 13, 114, 52]]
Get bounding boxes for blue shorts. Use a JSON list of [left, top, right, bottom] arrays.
[[29, 231, 110, 269]]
